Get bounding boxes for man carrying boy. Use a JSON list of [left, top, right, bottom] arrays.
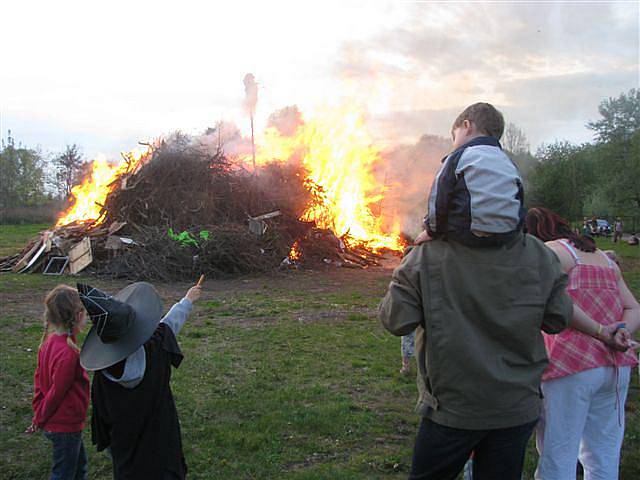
[[380, 103, 573, 479]]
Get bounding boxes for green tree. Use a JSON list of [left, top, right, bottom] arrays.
[[585, 89, 640, 214], [0, 131, 47, 209], [529, 89, 640, 219], [589, 130, 640, 215], [587, 88, 639, 143], [529, 141, 594, 219]]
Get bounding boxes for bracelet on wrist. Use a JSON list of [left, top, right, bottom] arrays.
[[596, 324, 603, 338]]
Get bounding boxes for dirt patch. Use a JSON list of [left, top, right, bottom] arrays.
[[282, 451, 352, 472], [0, 263, 397, 324], [0, 278, 127, 320], [294, 308, 379, 324]]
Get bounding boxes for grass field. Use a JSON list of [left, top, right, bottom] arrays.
[[0, 224, 50, 257], [0, 226, 638, 479]]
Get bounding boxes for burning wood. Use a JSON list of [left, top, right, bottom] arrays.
[[56, 147, 150, 227], [246, 107, 404, 253], [2, 112, 405, 279]]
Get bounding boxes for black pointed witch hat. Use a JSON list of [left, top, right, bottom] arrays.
[[77, 282, 163, 371]]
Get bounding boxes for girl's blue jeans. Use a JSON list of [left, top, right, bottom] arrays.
[[43, 431, 88, 480]]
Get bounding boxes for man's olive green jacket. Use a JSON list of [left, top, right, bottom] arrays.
[[379, 233, 572, 430]]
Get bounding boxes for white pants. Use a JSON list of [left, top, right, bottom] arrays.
[[535, 366, 631, 480]]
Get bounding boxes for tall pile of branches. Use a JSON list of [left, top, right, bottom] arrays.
[[2, 135, 395, 279], [97, 223, 306, 281], [89, 138, 313, 279], [103, 137, 309, 229]]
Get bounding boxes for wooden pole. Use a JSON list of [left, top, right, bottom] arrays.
[[250, 113, 256, 175], [217, 120, 222, 152]]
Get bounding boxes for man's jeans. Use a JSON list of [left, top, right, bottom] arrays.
[[43, 431, 88, 480], [409, 416, 537, 480]]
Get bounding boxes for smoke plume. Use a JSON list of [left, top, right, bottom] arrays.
[[194, 106, 452, 237], [267, 105, 304, 136], [379, 134, 451, 236]]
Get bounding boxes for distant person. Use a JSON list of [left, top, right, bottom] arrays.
[[628, 233, 639, 246], [582, 217, 590, 236], [78, 281, 201, 480], [414, 102, 525, 247], [525, 207, 639, 480], [613, 218, 624, 243], [26, 285, 90, 480]]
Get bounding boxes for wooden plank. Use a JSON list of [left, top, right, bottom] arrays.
[[17, 241, 47, 273], [68, 237, 93, 274], [251, 210, 281, 221], [12, 234, 45, 272]]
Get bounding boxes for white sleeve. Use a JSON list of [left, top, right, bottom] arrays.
[[160, 298, 193, 336]]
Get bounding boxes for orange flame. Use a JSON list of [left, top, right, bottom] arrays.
[[288, 240, 302, 261], [252, 108, 402, 252], [56, 147, 150, 227]]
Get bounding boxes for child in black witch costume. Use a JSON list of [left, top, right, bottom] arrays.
[[77, 281, 201, 480]]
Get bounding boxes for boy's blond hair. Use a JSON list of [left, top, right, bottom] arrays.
[[452, 102, 505, 140]]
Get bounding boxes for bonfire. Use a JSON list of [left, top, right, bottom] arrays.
[[1, 110, 405, 280]]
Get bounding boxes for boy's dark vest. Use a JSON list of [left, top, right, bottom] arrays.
[[91, 323, 186, 480]]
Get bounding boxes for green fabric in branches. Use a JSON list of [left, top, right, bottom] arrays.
[[167, 228, 211, 247]]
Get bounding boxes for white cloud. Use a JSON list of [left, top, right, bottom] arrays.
[[0, 0, 637, 158]]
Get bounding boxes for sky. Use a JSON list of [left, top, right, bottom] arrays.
[[1, 0, 638, 160]]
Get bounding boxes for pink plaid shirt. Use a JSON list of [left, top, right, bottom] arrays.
[[542, 241, 638, 381]]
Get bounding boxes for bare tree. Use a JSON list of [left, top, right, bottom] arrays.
[[52, 144, 85, 198], [502, 123, 530, 154]]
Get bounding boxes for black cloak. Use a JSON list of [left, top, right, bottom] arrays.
[[91, 323, 187, 480]]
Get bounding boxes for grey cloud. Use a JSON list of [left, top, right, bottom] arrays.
[[501, 70, 639, 114], [370, 68, 638, 147], [387, 3, 636, 76], [334, 2, 639, 146], [500, 69, 639, 145]]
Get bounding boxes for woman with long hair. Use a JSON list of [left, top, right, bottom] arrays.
[[525, 207, 639, 479]]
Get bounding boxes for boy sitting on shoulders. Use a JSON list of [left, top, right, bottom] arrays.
[[416, 102, 525, 246]]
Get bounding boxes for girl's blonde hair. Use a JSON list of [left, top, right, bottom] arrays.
[[41, 285, 84, 352]]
